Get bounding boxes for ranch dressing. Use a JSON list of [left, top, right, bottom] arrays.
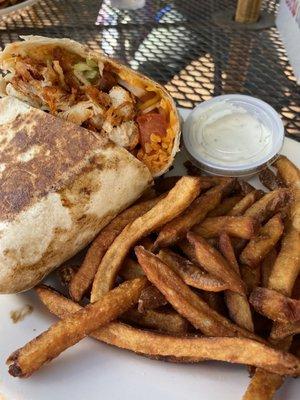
[[191, 101, 272, 166]]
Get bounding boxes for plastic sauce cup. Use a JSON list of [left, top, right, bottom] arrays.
[[182, 94, 284, 177]]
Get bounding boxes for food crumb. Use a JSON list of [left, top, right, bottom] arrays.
[[10, 304, 33, 323]]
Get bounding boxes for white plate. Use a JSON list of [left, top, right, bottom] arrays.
[[0, 0, 37, 17], [0, 108, 299, 400]]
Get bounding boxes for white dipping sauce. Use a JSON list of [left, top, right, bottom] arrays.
[[191, 102, 272, 166]]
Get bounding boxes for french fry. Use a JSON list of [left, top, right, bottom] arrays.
[[228, 190, 262, 216], [275, 155, 300, 187], [153, 180, 235, 249], [275, 155, 300, 231], [261, 249, 277, 288], [135, 246, 262, 342], [57, 265, 78, 289], [240, 264, 261, 294], [207, 196, 243, 217], [240, 214, 284, 267], [36, 286, 300, 375], [138, 284, 167, 312], [243, 213, 300, 399], [7, 277, 148, 377], [259, 168, 285, 191], [244, 188, 291, 224], [70, 196, 162, 301], [120, 258, 144, 280], [268, 222, 300, 295], [90, 176, 201, 302], [219, 233, 254, 332], [199, 291, 226, 314], [158, 249, 228, 292], [238, 181, 257, 195], [271, 320, 300, 340], [122, 308, 189, 335], [250, 287, 300, 323], [187, 233, 245, 295], [193, 216, 257, 239], [154, 176, 181, 194]]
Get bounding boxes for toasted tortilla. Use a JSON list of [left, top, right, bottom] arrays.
[[0, 97, 152, 293], [0, 36, 180, 177]]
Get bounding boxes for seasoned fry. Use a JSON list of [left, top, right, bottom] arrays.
[[261, 249, 277, 288], [240, 264, 261, 294], [238, 180, 257, 195], [193, 216, 257, 239], [57, 265, 78, 289], [219, 233, 254, 332], [187, 233, 245, 295], [122, 308, 189, 335], [250, 287, 300, 323], [153, 180, 235, 249], [243, 211, 300, 399], [240, 214, 284, 267], [200, 291, 226, 314], [207, 196, 243, 217], [244, 188, 291, 224], [275, 155, 300, 187], [70, 196, 162, 301], [228, 190, 262, 216], [158, 249, 228, 292], [91, 176, 201, 302], [7, 277, 148, 377], [275, 155, 300, 231], [135, 246, 261, 341], [259, 168, 285, 191], [120, 258, 144, 280], [271, 320, 300, 340], [268, 222, 300, 295], [36, 286, 300, 375], [138, 284, 167, 312]]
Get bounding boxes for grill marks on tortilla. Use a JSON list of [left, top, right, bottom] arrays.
[[0, 109, 113, 220]]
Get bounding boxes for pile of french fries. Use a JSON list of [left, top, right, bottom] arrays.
[[7, 156, 300, 400]]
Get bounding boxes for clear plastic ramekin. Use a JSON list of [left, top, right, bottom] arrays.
[[182, 94, 284, 177]]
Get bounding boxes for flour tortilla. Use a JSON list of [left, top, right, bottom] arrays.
[[0, 96, 152, 293]]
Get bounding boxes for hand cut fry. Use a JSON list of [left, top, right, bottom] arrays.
[[228, 190, 262, 216], [70, 196, 162, 301], [244, 188, 291, 224], [135, 246, 261, 342], [158, 249, 228, 292], [7, 277, 148, 377], [271, 320, 300, 340], [153, 180, 235, 249], [138, 284, 167, 312], [261, 249, 277, 288], [122, 308, 189, 335], [259, 168, 285, 191], [240, 264, 261, 294], [275, 155, 300, 187], [187, 233, 245, 295], [57, 265, 78, 289], [275, 155, 300, 231], [240, 213, 284, 267], [243, 204, 300, 399], [91, 176, 201, 302], [250, 287, 300, 323], [199, 291, 226, 314], [207, 196, 242, 217], [268, 221, 300, 296], [238, 180, 257, 195], [36, 286, 300, 376], [219, 233, 254, 332], [193, 216, 257, 239], [120, 258, 144, 280]]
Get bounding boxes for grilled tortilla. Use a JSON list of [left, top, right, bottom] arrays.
[[0, 96, 152, 293], [0, 36, 180, 177]]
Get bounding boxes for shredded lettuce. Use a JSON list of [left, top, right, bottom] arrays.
[[73, 58, 99, 82]]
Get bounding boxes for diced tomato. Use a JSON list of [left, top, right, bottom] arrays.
[[136, 113, 167, 150]]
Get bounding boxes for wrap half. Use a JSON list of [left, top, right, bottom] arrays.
[[0, 96, 152, 293], [0, 36, 180, 177]]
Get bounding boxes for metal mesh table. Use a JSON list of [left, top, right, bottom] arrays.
[[1, 0, 299, 138]]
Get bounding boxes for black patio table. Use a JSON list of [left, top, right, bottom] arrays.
[[1, 0, 299, 139]]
